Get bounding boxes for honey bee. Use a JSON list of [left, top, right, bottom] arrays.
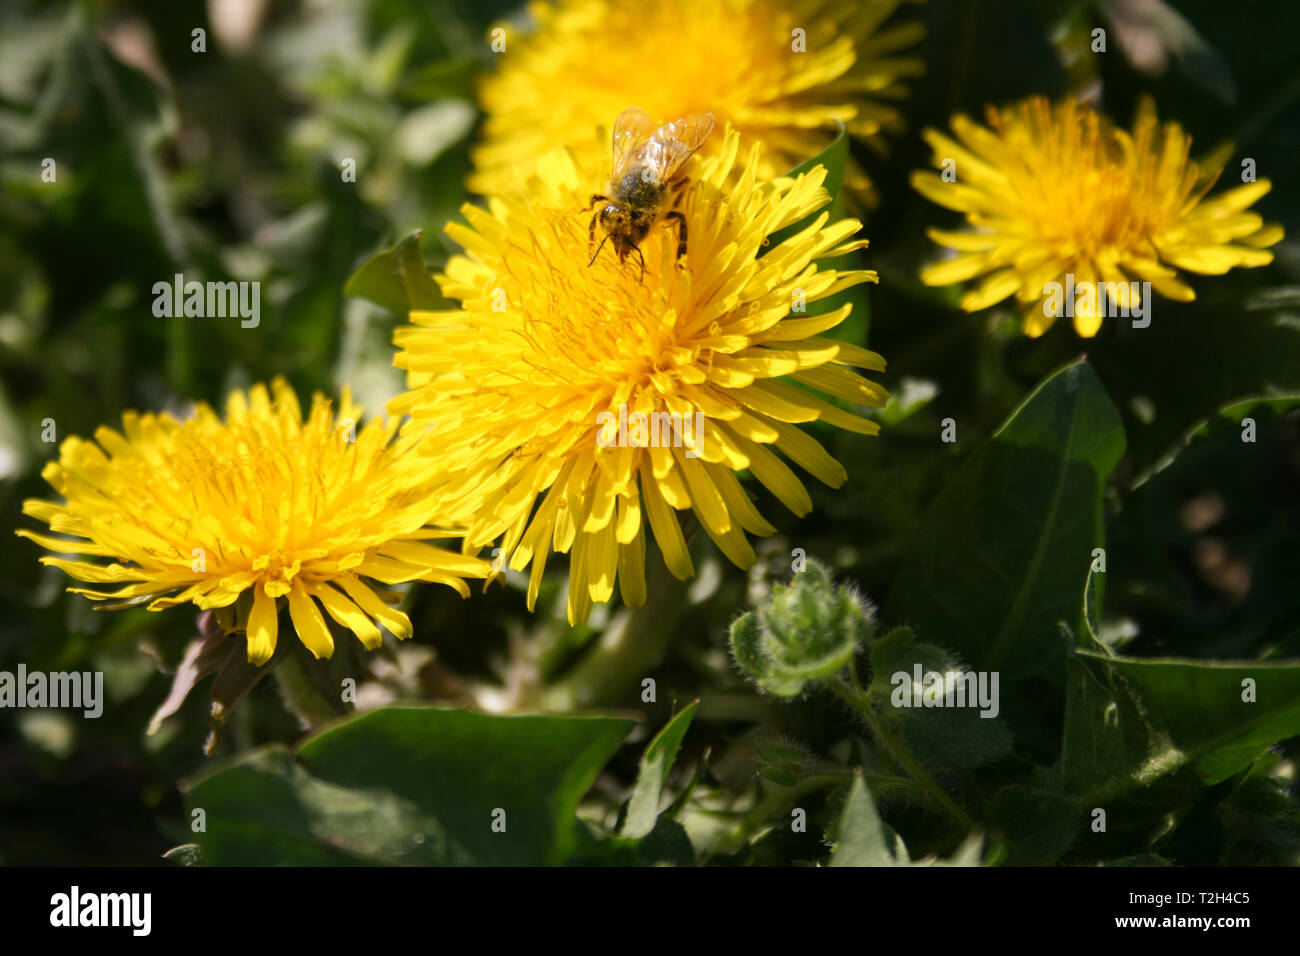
[[587, 107, 716, 279]]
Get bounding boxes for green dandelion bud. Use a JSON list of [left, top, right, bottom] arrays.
[[729, 560, 873, 698]]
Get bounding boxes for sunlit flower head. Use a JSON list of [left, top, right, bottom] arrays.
[[390, 127, 888, 626], [18, 380, 488, 665], [911, 96, 1285, 337], [470, 0, 925, 204]]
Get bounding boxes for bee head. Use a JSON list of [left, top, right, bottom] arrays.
[[598, 205, 650, 246], [597, 204, 628, 232]]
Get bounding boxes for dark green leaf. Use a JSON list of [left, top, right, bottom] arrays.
[[1033, 567, 1300, 858], [988, 785, 1080, 865], [1093, 302, 1300, 476], [889, 359, 1126, 683], [1134, 394, 1300, 488], [753, 737, 811, 787], [634, 816, 696, 866], [344, 230, 443, 315], [182, 706, 634, 865], [1065, 648, 1300, 791]]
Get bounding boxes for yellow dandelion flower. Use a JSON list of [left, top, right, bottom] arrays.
[[911, 96, 1285, 337], [390, 127, 888, 626], [18, 380, 488, 665], [470, 0, 925, 203]]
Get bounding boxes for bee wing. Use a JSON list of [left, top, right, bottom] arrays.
[[643, 112, 716, 182], [611, 107, 659, 177]]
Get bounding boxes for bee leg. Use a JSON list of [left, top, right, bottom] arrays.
[[671, 179, 690, 205], [588, 232, 610, 268], [588, 209, 601, 254], [633, 245, 646, 282], [587, 193, 611, 211], [665, 211, 688, 260]]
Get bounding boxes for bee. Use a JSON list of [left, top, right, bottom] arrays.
[[587, 107, 716, 279]]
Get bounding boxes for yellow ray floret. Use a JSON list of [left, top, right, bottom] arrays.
[[18, 380, 488, 664], [390, 126, 888, 626], [470, 0, 925, 205], [911, 96, 1284, 337]]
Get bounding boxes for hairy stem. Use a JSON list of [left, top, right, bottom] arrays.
[[826, 675, 975, 833]]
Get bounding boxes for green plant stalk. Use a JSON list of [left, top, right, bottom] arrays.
[[826, 676, 976, 832], [541, 559, 683, 709]]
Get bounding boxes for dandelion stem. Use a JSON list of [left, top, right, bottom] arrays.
[[541, 559, 683, 709], [826, 673, 975, 833]]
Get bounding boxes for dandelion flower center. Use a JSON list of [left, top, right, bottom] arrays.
[[993, 102, 1190, 261], [392, 128, 888, 625]]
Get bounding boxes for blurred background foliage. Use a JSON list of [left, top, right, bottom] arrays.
[[1, 0, 1298, 865]]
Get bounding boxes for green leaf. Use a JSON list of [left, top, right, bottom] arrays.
[[633, 817, 696, 866], [1092, 302, 1300, 475], [1064, 648, 1300, 792], [1033, 570, 1300, 856], [161, 843, 202, 867], [830, 774, 906, 866], [343, 230, 443, 315], [1214, 756, 1300, 860], [928, 832, 986, 867], [889, 359, 1126, 684], [753, 736, 812, 787], [622, 700, 698, 839], [1134, 394, 1300, 488], [571, 815, 696, 867], [1118, 395, 1300, 661], [988, 785, 1080, 865], [181, 706, 634, 865], [762, 122, 848, 256]]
